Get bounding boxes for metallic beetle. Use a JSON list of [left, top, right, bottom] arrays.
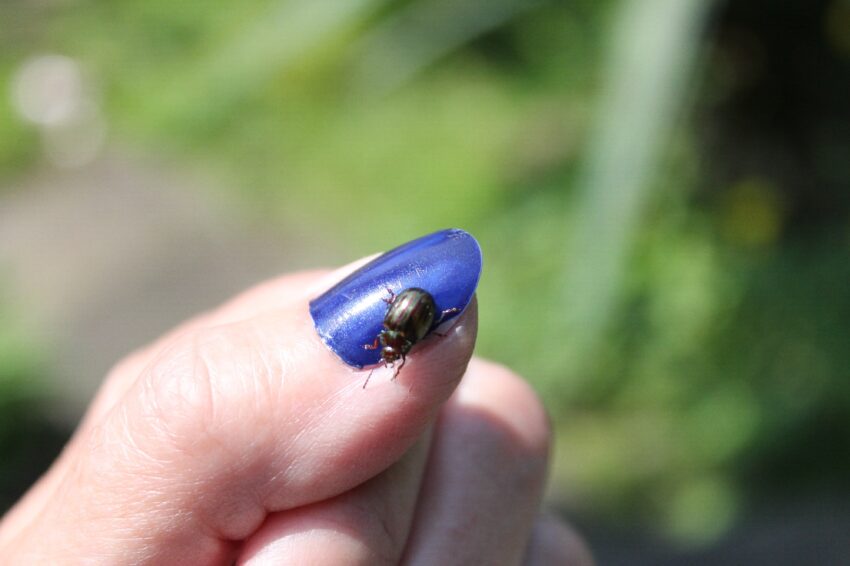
[[363, 287, 458, 387]]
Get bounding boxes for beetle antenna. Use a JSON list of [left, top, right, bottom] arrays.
[[363, 368, 375, 389]]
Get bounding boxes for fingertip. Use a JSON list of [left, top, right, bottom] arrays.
[[308, 229, 481, 370], [460, 357, 553, 463], [400, 357, 551, 565]]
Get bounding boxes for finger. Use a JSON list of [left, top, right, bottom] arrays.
[[80, 256, 380, 430], [238, 429, 432, 565], [402, 358, 552, 566], [522, 513, 595, 566], [84, 264, 370, 429], [1, 232, 480, 562], [0, 261, 378, 545], [0, 268, 333, 546], [7, 300, 476, 562]]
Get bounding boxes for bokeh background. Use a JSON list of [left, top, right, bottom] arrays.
[[1, 0, 849, 563]]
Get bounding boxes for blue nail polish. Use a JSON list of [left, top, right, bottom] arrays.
[[309, 228, 482, 368]]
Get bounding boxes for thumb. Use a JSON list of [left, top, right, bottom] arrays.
[[1, 229, 481, 564]]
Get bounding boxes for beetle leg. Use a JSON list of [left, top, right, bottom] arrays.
[[392, 355, 406, 380], [430, 307, 462, 337], [363, 337, 380, 350], [436, 307, 461, 324], [382, 287, 396, 305]]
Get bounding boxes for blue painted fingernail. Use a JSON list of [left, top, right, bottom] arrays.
[[309, 228, 482, 368]]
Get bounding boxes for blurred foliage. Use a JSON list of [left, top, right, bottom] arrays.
[[1, 0, 849, 545]]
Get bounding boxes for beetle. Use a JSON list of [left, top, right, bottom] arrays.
[[362, 287, 459, 388]]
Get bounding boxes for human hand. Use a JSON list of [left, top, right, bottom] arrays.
[[0, 230, 592, 565]]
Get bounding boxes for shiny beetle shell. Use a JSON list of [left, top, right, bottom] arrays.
[[362, 287, 462, 388], [362, 287, 457, 388], [378, 287, 436, 364]]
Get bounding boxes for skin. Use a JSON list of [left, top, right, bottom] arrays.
[[0, 258, 593, 565]]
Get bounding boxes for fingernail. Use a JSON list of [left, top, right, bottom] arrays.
[[309, 228, 482, 368]]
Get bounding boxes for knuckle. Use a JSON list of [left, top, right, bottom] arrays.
[[140, 327, 223, 453], [138, 321, 282, 463]]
